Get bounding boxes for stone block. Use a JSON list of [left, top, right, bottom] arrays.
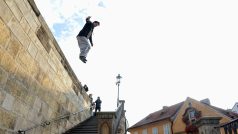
[[28, 28, 41, 47], [33, 97, 41, 113], [42, 93, 52, 107], [12, 99, 23, 116], [7, 17, 30, 49], [14, 0, 29, 15], [48, 58, 57, 73], [24, 94, 36, 108], [0, 89, 6, 106], [34, 126, 43, 134], [28, 42, 38, 59], [58, 93, 67, 105], [5, 0, 23, 21], [28, 80, 40, 96], [0, 67, 8, 87], [28, 61, 39, 79], [14, 66, 30, 89], [48, 100, 58, 113], [19, 0, 41, 31], [41, 74, 49, 89], [51, 48, 62, 65], [0, 128, 6, 134], [47, 69, 56, 85], [47, 108, 53, 119], [2, 93, 15, 111], [17, 49, 34, 71], [20, 17, 30, 34], [13, 117, 26, 131], [29, 110, 43, 124], [0, 48, 4, 63], [50, 122, 60, 134], [35, 68, 44, 84], [0, 108, 16, 129], [0, 0, 13, 24], [35, 52, 49, 73], [37, 91, 47, 106], [49, 111, 57, 121], [7, 35, 22, 59], [1, 52, 17, 74], [20, 104, 30, 118], [42, 125, 51, 134], [0, 18, 11, 49], [24, 11, 39, 32], [4, 77, 28, 99], [51, 102, 60, 115], [40, 102, 49, 119], [36, 26, 51, 53]]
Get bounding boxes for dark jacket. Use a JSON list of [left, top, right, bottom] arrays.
[[77, 18, 94, 46], [95, 99, 102, 108]]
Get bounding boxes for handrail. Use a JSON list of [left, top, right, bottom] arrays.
[[17, 106, 92, 134], [113, 100, 124, 134], [125, 117, 129, 134]]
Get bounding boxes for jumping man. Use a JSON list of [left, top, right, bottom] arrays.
[[76, 16, 100, 63]]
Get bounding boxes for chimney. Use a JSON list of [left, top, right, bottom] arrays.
[[200, 98, 211, 105], [163, 106, 169, 109]]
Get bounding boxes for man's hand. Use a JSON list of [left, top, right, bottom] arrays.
[[86, 16, 91, 20]]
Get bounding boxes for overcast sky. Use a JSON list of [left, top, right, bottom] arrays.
[[35, 0, 238, 127]]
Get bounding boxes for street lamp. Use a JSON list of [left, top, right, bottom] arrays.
[[116, 74, 122, 107]]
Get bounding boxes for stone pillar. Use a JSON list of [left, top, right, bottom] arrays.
[[195, 117, 222, 134], [96, 112, 115, 134]]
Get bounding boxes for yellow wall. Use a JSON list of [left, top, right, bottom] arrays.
[[129, 119, 171, 134]]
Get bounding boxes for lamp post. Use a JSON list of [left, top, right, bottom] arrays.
[[116, 74, 122, 107]]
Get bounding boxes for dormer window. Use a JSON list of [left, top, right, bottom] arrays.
[[182, 107, 201, 125], [189, 110, 196, 122]]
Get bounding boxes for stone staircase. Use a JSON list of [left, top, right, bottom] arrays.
[[64, 116, 98, 134]]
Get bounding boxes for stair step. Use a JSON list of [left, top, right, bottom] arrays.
[[63, 116, 99, 134]]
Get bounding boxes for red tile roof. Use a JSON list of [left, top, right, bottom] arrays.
[[205, 104, 238, 119], [129, 102, 184, 129]]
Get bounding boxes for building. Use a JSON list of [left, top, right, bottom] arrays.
[[128, 97, 238, 134], [232, 102, 238, 114]]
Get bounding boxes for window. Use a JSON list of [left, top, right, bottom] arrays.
[[142, 129, 147, 134], [163, 124, 171, 134], [189, 110, 195, 119], [189, 110, 196, 122], [152, 127, 158, 134]]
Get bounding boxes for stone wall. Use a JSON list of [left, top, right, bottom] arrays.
[[0, 0, 91, 133]]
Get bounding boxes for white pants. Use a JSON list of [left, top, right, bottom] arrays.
[[77, 36, 91, 57]]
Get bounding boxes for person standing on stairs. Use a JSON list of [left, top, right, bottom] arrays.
[[89, 94, 95, 116], [76, 16, 100, 63], [95, 96, 102, 115]]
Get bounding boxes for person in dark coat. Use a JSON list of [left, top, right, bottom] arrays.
[[76, 16, 100, 63], [95, 97, 102, 114]]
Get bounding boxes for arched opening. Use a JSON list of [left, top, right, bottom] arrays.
[[101, 122, 110, 134]]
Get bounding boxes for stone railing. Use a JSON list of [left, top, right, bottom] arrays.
[[113, 100, 125, 134], [17, 106, 91, 134], [216, 118, 238, 134], [96, 100, 126, 134]]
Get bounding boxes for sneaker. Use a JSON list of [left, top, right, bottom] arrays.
[[80, 56, 87, 63]]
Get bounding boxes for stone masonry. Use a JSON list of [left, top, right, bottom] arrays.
[[0, 0, 91, 133]]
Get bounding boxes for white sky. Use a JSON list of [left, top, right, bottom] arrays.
[[35, 0, 238, 127]]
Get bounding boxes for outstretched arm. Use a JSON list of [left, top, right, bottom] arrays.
[[86, 16, 91, 22]]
